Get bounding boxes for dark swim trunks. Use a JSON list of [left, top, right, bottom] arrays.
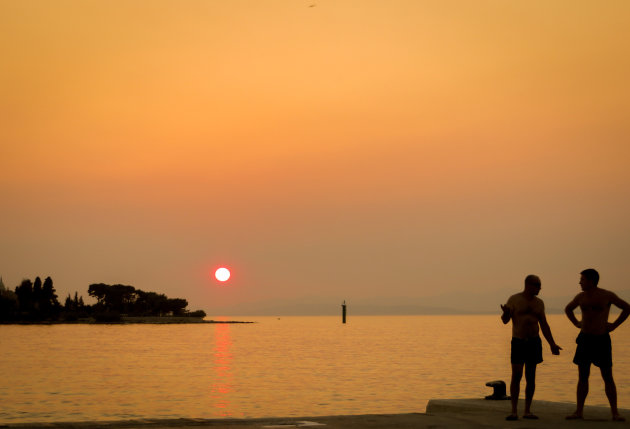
[[573, 332, 612, 368], [511, 336, 543, 365]]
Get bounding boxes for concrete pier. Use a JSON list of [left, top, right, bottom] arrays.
[[426, 398, 630, 427], [3, 399, 629, 429]]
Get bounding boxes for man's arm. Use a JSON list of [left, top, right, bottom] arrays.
[[501, 296, 514, 324], [565, 294, 582, 329], [539, 306, 561, 355], [608, 292, 630, 332], [501, 304, 511, 324]]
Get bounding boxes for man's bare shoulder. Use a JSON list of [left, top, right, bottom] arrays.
[[597, 288, 616, 297], [585, 288, 614, 299], [596, 288, 623, 302], [571, 291, 586, 302], [506, 292, 523, 304], [527, 296, 545, 313]]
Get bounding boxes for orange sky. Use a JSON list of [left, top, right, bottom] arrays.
[[2, 1, 629, 314]]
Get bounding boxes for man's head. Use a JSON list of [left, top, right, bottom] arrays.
[[580, 268, 599, 291], [524, 274, 542, 296]]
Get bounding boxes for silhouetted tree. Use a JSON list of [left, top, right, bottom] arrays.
[[154, 293, 170, 316], [131, 290, 166, 316], [109, 284, 136, 313], [87, 283, 109, 309], [40, 276, 60, 319], [166, 298, 188, 316], [131, 290, 151, 315], [88, 283, 136, 313], [32, 277, 43, 313], [62, 290, 89, 321], [187, 310, 206, 318], [64, 294, 74, 311], [15, 279, 34, 317], [86, 283, 202, 319], [8, 277, 62, 321], [6, 279, 202, 322], [0, 282, 18, 321]]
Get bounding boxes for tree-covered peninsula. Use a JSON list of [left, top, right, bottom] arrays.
[[0, 277, 206, 323]]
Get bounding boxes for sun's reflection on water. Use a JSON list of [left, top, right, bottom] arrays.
[[210, 321, 233, 416]]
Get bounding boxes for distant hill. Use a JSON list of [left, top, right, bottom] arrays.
[[210, 289, 630, 316]]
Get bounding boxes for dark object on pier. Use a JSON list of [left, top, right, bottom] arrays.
[[485, 380, 510, 400], [342, 300, 347, 324]]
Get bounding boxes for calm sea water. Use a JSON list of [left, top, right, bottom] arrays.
[[1, 315, 629, 423]]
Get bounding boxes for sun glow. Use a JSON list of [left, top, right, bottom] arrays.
[[215, 267, 231, 282]]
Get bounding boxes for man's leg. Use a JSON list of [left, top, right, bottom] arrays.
[[600, 366, 625, 421], [568, 364, 590, 419], [523, 363, 537, 417], [508, 363, 524, 419]]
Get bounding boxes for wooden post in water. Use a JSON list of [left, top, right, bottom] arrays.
[[342, 300, 347, 324]]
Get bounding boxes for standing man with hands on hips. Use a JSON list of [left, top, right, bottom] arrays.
[[565, 268, 630, 422]]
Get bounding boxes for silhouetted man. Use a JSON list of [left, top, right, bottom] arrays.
[[565, 268, 630, 421], [501, 274, 561, 421]]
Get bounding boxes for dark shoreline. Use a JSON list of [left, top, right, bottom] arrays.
[[0, 317, 254, 325]]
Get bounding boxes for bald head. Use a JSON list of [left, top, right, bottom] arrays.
[[524, 274, 542, 296], [525, 275, 541, 287]]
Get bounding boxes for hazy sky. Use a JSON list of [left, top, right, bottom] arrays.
[[2, 1, 629, 315]]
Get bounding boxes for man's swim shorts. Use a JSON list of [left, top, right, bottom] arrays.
[[511, 336, 543, 365], [573, 332, 612, 368]]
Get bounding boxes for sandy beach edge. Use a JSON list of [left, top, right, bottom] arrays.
[[3, 399, 630, 429]]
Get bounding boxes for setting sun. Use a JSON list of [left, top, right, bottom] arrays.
[[215, 267, 231, 282]]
